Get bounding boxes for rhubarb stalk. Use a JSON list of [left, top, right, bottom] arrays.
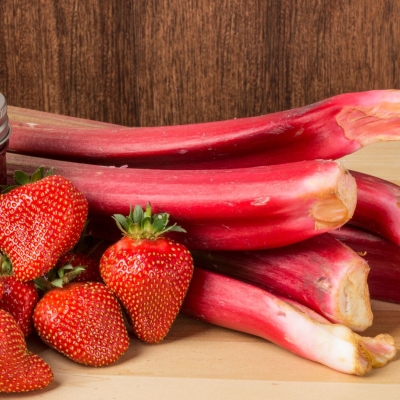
[[348, 170, 400, 245], [193, 233, 373, 331], [6, 153, 357, 251], [181, 267, 396, 376], [8, 90, 400, 168], [331, 225, 400, 304]]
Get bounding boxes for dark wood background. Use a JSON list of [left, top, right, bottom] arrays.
[[0, 1, 399, 127]]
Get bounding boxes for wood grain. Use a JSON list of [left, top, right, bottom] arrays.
[[0, 1, 399, 126]]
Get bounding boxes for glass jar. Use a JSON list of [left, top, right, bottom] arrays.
[[0, 93, 11, 185]]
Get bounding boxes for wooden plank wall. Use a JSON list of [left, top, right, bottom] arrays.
[[0, 1, 399, 127]]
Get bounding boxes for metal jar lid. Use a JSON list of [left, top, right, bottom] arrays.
[[0, 93, 12, 146]]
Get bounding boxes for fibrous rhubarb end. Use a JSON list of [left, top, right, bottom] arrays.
[[358, 334, 397, 369], [336, 261, 373, 332], [279, 298, 394, 375], [290, 307, 397, 376], [337, 90, 400, 147], [312, 165, 357, 230]]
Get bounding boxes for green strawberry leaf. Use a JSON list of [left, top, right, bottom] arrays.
[[113, 214, 130, 233], [133, 205, 144, 224], [50, 278, 64, 288], [152, 213, 169, 232], [14, 170, 31, 186], [140, 216, 152, 229], [30, 166, 46, 183]]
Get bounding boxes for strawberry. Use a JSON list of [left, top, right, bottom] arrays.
[[100, 203, 194, 343], [0, 309, 53, 393], [33, 281, 130, 367], [0, 168, 88, 282], [0, 254, 39, 336], [0, 275, 39, 336]]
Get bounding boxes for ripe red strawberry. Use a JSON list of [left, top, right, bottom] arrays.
[[100, 203, 194, 343], [0, 309, 53, 393], [0, 275, 39, 336], [0, 169, 88, 281], [33, 281, 129, 367]]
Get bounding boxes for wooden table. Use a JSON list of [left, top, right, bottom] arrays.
[[9, 142, 400, 400], [2, 1, 400, 128]]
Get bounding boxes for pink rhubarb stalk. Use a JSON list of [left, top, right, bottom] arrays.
[[348, 170, 400, 245], [8, 90, 400, 168], [331, 225, 400, 304], [6, 153, 356, 251], [181, 267, 396, 376], [193, 232, 373, 331]]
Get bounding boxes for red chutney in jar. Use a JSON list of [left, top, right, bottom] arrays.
[[0, 94, 11, 185]]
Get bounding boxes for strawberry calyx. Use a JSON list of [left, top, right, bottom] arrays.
[[1, 165, 54, 193], [35, 263, 86, 292], [113, 203, 186, 240]]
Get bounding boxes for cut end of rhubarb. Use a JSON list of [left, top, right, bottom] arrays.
[[317, 324, 397, 376], [337, 90, 400, 147], [336, 259, 373, 332], [359, 334, 398, 370], [312, 164, 357, 230]]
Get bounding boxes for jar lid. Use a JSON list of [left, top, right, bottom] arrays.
[[0, 93, 12, 145]]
